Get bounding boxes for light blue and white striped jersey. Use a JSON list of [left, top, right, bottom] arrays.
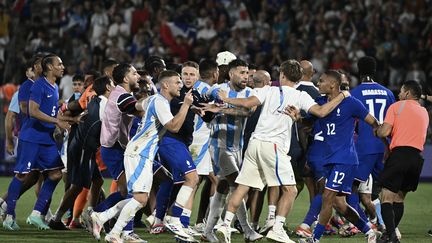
[[208, 82, 256, 152], [125, 94, 173, 159], [190, 81, 212, 162]]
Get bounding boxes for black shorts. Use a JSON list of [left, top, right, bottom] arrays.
[[67, 138, 102, 189], [378, 146, 424, 193]]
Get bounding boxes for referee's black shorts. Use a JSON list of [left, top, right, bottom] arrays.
[[379, 146, 424, 193]]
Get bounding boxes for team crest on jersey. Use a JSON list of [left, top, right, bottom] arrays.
[[336, 108, 341, 116]]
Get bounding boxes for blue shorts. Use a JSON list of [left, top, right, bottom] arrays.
[[14, 140, 63, 174], [153, 160, 163, 174], [355, 153, 384, 182], [158, 136, 195, 184], [307, 159, 326, 182], [324, 164, 357, 195], [372, 156, 384, 180], [100, 144, 125, 180]]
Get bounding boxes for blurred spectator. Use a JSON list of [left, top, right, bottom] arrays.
[[59, 65, 75, 101], [0, 4, 10, 62], [131, 1, 151, 35], [406, 62, 426, 84], [0, 82, 17, 114], [89, 3, 109, 48], [197, 19, 217, 40], [108, 14, 130, 49]]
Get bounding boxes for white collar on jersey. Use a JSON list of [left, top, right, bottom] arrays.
[[295, 81, 318, 89]]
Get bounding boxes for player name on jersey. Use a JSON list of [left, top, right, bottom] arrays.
[[361, 89, 389, 96]]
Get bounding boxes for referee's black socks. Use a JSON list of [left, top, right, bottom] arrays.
[[381, 203, 395, 235], [393, 202, 404, 228]]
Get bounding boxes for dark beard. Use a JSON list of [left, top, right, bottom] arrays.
[[231, 81, 244, 91], [130, 84, 140, 93]]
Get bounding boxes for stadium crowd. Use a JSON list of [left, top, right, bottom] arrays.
[[0, 1, 431, 243], [0, 0, 431, 91]]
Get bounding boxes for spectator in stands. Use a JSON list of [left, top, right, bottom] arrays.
[[0, 4, 10, 62]]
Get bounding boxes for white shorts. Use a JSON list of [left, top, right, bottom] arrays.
[[358, 174, 373, 194], [60, 135, 68, 173], [209, 145, 241, 178], [236, 139, 296, 190], [124, 154, 153, 193], [190, 143, 213, 175]]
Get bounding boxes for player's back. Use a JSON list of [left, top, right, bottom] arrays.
[[125, 94, 169, 159], [351, 82, 395, 154], [100, 85, 134, 148], [17, 79, 34, 127], [252, 85, 315, 154]]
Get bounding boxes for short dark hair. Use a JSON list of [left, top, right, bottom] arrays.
[[402, 80, 422, 99], [92, 76, 112, 96], [182, 61, 199, 69], [85, 69, 101, 79], [199, 59, 218, 79], [41, 53, 58, 74], [102, 59, 118, 71], [25, 59, 34, 70], [280, 59, 302, 82], [358, 56, 376, 77], [112, 63, 132, 85], [167, 63, 182, 73], [158, 70, 180, 83], [324, 69, 342, 85], [337, 69, 350, 82], [137, 69, 150, 76], [228, 59, 248, 71], [27, 53, 44, 70], [145, 55, 166, 74], [248, 64, 258, 70], [72, 74, 85, 82]]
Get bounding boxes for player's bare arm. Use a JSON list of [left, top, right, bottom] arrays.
[[164, 89, 193, 133], [29, 100, 70, 130], [308, 91, 350, 118]]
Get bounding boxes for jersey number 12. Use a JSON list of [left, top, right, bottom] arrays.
[[326, 123, 336, 135]]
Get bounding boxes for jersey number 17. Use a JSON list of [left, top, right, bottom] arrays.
[[365, 99, 386, 122]]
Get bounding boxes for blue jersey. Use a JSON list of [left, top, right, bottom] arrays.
[[317, 96, 369, 165], [307, 97, 327, 161], [19, 77, 59, 145], [350, 82, 395, 154], [17, 79, 34, 127]]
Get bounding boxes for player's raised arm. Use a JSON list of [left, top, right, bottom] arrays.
[[219, 88, 261, 109], [164, 89, 193, 133], [308, 91, 349, 118]]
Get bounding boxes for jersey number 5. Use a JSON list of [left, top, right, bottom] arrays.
[[51, 106, 56, 117]]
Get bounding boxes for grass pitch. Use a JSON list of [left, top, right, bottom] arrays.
[[0, 177, 431, 242]]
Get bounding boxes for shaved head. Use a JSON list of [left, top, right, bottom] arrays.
[[300, 60, 314, 81], [253, 70, 271, 88]]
